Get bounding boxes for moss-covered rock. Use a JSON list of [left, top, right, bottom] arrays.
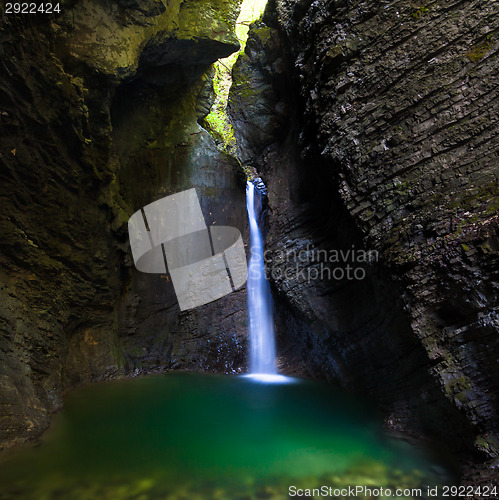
[[53, 0, 241, 79]]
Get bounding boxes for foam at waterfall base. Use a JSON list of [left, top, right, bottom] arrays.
[[243, 373, 296, 384]]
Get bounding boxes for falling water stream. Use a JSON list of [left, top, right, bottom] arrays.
[[246, 180, 278, 375]]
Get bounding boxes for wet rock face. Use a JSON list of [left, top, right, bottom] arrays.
[[112, 68, 248, 376], [0, 0, 244, 449], [229, 0, 498, 478], [274, 0, 499, 458]]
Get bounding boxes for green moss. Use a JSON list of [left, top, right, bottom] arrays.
[[202, 0, 267, 157], [443, 373, 474, 403], [410, 4, 429, 19], [202, 62, 237, 152], [456, 181, 499, 214], [241, 164, 254, 180], [466, 38, 493, 63], [475, 434, 499, 457], [252, 24, 273, 45], [326, 46, 343, 59], [479, 240, 499, 255]]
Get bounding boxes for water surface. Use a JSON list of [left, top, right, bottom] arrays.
[[0, 373, 453, 499]]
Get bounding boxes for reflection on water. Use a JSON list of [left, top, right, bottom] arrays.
[[0, 373, 455, 499]]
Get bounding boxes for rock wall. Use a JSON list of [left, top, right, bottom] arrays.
[[0, 0, 245, 450], [229, 0, 498, 480]]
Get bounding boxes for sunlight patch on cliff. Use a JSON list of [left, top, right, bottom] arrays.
[[203, 0, 268, 154]]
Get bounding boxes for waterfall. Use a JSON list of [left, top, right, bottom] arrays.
[[246, 180, 277, 375]]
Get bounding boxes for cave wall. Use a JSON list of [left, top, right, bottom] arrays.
[[229, 0, 498, 479], [0, 0, 246, 450]]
